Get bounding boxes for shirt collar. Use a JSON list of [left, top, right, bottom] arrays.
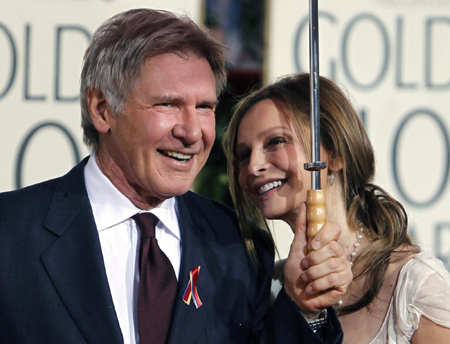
[[84, 152, 180, 240]]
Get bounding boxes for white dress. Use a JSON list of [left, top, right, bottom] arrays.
[[370, 251, 450, 343], [270, 251, 450, 343]]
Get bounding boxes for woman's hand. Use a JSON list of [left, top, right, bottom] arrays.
[[283, 201, 353, 319]]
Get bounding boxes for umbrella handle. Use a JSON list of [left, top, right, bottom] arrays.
[[306, 189, 326, 253]]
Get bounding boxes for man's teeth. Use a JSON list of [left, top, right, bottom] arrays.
[[165, 151, 192, 161], [258, 181, 284, 195]]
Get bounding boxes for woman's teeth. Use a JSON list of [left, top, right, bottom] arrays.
[[258, 180, 284, 195]]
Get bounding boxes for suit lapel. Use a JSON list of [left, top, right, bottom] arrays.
[[41, 159, 123, 344], [167, 193, 225, 344]]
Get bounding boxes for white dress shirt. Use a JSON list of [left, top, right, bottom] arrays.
[[84, 152, 181, 344]]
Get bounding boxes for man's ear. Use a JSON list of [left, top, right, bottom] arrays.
[[87, 88, 111, 134]]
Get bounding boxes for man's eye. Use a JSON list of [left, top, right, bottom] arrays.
[[154, 103, 180, 112], [197, 104, 215, 112]]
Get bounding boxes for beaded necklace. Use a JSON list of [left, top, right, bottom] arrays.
[[337, 227, 364, 307]]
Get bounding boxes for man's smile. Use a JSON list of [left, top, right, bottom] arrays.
[[160, 150, 193, 162]]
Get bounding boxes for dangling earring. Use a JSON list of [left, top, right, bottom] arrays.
[[329, 172, 335, 187]]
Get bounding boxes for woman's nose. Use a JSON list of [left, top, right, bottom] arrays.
[[248, 150, 269, 176]]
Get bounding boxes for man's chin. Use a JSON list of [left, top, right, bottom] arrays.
[[160, 183, 194, 198]]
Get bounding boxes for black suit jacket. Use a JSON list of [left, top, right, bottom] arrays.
[[0, 158, 342, 343]]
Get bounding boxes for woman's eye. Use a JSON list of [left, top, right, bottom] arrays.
[[236, 151, 250, 164], [267, 136, 288, 147]]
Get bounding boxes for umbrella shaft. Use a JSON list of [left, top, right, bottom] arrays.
[[309, 0, 321, 190]]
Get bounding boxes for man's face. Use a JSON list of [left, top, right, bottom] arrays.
[[97, 52, 217, 208]]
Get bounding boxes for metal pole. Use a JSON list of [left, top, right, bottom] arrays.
[[309, 0, 321, 190], [304, 0, 327, 252]]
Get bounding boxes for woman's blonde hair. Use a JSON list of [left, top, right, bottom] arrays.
[[223, 73, 418, 313]]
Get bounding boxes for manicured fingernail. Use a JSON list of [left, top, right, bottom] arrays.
[[306, 285, 313, 294], [312, 240, 322, 250]]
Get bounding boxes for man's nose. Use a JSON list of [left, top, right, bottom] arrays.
[[248, 149, 269, 176], [172, 108, 202, 144]]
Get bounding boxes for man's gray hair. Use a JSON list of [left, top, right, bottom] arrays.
[[80, 8, 228, 149]]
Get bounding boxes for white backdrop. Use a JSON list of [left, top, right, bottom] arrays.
[[1, 0, 449, 268], [0, 0, 201, 191], [267, 0, 450, 269]]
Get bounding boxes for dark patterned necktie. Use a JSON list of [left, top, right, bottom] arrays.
[[133, 213, 177, 344]]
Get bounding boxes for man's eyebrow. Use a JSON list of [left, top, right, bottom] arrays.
[[151, 95, 218, 106], [201, 99, 219, 106], [152, 94, 185, 103]]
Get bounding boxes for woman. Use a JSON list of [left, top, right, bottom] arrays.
[[223, 73, 450, 343]]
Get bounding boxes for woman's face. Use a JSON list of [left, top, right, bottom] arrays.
[[236, 98, 323, 227]]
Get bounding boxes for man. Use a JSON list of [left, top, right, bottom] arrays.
[[0, 9, 350, 343]]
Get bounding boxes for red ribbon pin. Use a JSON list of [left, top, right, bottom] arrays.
[[182, 266, 202, 308]]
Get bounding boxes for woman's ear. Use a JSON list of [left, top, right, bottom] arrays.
[[329, 156, 343, 172], [87, 88, 111, 134]]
